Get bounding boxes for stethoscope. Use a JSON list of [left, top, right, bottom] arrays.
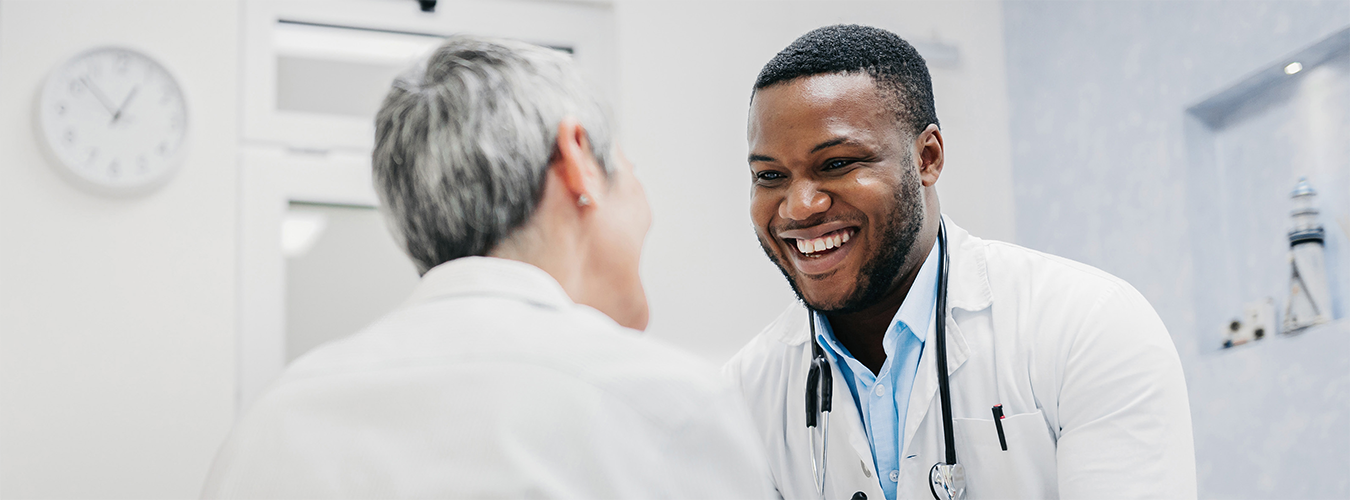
[[805, 221, 966, 500]]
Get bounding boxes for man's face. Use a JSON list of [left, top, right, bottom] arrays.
[[748, 73, 924, 312]]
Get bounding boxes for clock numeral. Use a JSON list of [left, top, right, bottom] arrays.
[[158, 141, 171, 156], [108, 160, 120, 178], [69, 80, 84, 94], [137, 155, 150, 172], [86, 148, 99, 165], [63, 129, 76, 145], [56, 102, 67, 116]]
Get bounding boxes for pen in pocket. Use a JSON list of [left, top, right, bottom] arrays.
[[992, 404, 1008, 451]]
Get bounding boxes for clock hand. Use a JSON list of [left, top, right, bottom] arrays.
[[80, 77, 118, 116], [111, 86, 139, 124]]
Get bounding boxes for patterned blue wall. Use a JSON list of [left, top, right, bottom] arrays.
[[1003, 2, 1350, 497]]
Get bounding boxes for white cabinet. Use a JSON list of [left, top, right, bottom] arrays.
[[242, 0, 617, 153]]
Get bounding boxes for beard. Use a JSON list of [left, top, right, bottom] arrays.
[[756, 155, 925, 314]]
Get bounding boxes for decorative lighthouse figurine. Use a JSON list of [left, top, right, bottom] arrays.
[[1284, 177, 1334, 333]]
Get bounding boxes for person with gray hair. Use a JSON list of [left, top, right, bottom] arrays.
[[203, 36, 774, 499]]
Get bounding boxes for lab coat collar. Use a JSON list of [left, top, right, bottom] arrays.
[[770, 215, 993, 346], [405, 256, 574, 310], [941, 214, 994, 313]]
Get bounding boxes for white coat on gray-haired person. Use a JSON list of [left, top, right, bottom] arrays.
[[202, 35, 774, 499]]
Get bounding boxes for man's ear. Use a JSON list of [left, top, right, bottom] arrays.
[[552, 117, 603, 206], [916, 124, 944, 187]]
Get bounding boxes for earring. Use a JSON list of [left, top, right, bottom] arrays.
[[577, 194, 591, 207]]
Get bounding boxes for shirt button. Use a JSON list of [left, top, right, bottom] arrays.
[[889, 470, 900, 482], [874, 384, 886, 396]]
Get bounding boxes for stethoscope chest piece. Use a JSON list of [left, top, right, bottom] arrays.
[[929, 462, 966, 500]]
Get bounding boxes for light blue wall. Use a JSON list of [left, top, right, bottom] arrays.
[[1003, 1, 1350, 497], [1187, 47, 1350, 346]]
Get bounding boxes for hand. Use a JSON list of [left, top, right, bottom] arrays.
[[80, 77, 118, 117], [112, 86, 138, 124]]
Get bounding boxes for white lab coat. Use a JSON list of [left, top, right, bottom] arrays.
[[724, 218, 1196, 500], [205, 257, 775, 499]]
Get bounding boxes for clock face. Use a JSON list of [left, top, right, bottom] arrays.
[[37, 46, 188, 194]]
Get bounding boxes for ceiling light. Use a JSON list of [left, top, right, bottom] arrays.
[[1284, 62, 1303, 75]]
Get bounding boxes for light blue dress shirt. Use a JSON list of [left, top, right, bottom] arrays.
[[814, 242, 939, 500]]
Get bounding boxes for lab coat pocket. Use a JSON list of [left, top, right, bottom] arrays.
[[952, 410, 1058, 499]]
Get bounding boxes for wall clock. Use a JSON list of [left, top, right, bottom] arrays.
[[36, 46, 188, 195]]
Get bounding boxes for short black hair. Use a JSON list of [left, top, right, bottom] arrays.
[[754, 24, 939, 135]]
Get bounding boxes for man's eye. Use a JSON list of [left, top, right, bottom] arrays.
[[823, 159, 854, 170], [755, 171, 786, 182]]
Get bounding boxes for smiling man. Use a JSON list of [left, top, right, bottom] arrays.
[[724, 25, 1196, 499]]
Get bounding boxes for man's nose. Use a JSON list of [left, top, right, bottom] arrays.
[[780, 180, 831, 221]]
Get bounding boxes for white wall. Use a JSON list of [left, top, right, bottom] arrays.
[[615, 0, 1016, 362], [0, 1, 240, 497]]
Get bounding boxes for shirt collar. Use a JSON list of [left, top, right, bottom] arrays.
[[815, 238, 940, 365], [893, 238, 941, 345], [403, 256, 574, 310]]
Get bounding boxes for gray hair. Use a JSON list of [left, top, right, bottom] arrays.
[[373, 35, 614, 275]]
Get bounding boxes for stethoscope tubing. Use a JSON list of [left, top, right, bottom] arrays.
[[807, 318, 832, 498], [933, 221, 956, 465]]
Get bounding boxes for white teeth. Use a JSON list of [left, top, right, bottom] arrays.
[[795, 229, 854, 255]]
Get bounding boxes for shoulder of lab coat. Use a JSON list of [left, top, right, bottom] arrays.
[[981, 239, 1198, 498], [725, 217, 1196, 499], [205, 257, 775, 500], [722, 301, 812, 500]]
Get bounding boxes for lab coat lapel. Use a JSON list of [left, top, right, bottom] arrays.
[[902, 309, 970, 453], [902, 217, 987, 453]]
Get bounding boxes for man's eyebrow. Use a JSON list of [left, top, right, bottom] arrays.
[[749, 137, 860, 163], [810, 137, 856, 153]]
